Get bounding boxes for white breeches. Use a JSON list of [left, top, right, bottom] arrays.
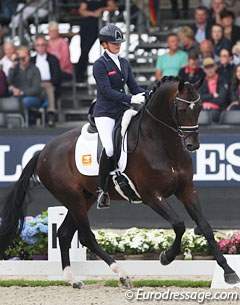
[[95, 117, 115, 157]]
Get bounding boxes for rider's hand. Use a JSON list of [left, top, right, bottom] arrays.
[[131, 92, 145, 104]]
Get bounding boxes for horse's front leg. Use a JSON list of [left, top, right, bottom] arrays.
[[177, 185, 240, 284], [147, 196, 186, 264]]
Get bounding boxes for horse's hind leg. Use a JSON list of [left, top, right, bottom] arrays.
[[66, 193, 131, 288], [147, 197, 186, 264], [178, 186, 240, 284], [57, 211, 83, 288]]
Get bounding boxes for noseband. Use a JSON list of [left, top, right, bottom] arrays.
[[145, 93, 201, 137]]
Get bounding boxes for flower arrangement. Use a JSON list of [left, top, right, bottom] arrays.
[[94, 230, 121, 254], [117, 228, 155, 254], [20, 211, 48, 258], [5, 212, 240, 260], [4, 235, 29, 260], [218, 231, 240, 255], [94, 228, 188, 256], [188, 229, 222, 256]]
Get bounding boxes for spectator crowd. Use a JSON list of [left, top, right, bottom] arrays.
[[155, 0, 240, 123], [0, 20, 70, 127], [0, 0, 240, 126]]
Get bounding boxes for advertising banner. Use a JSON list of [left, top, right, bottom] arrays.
[[0, 134, 239, 187]]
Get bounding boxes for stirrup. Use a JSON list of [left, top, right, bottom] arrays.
[[97, 189, 110, 209]]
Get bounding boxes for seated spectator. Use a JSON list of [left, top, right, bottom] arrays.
[[191, 6, 212, 44], [10, 1, 48, 29], [8, 45, 42, 123], [47, 21, 73, 82], [179, 52, 205, 84], [31, 35, 61, 127], [0, 41, 16, 77], [217, 48, 234, 86], [209, 0, 226, 25], [227, 64, 240, 110], [178, 26, 200, 55], [210, 24, 231, 64], [199, 57, 229, 122], [232, 42, 240, 65], [155, 33, 188, 81], [0, 69, 8, 97], [199, 39, 214, 66], [220, 10, 240, 47]]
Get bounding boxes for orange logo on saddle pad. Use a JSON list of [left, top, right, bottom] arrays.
[[82, 154, 92, 166]]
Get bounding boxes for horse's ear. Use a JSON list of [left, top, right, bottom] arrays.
[[178, 79, 185, 93], [193, 78, 204, 90]]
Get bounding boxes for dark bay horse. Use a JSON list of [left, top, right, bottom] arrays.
[[0, 77, 239, 288]]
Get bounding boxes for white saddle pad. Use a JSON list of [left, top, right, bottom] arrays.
[[75, 123, 128, 176]]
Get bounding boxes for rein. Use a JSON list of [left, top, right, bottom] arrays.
[[145, 93, 200, 137]]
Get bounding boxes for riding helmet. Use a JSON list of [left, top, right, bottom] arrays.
[[99, 24, 125, 44]]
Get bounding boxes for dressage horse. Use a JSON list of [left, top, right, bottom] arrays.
[[0, 77, 239, 288]]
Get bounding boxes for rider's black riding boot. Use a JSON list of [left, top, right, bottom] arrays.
[[97, 150, 113, 209]]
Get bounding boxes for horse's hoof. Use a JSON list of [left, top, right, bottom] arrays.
[[118, 276, 132, 289], [159, 251, 171, 266], [72, 281, 83, 289], [224, 272, 240, 285]]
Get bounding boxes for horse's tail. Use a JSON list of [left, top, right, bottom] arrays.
[[0, 151, 41, 256]]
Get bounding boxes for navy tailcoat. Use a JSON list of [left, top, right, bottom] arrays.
[[92, 51, 145, 119]]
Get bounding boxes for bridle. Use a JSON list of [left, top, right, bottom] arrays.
[[145, 93, 201, 137]]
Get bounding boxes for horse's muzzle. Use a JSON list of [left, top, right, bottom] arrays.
[[184, 134, 200, 152], [186, 142, 200, 152]]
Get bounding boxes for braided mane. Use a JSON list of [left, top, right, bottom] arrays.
[[146, 76, 180, 103]]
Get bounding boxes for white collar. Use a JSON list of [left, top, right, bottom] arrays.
[[106, 50, 120, 62], [37, 53, 47, 60]]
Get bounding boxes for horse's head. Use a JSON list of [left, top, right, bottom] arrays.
[[145, 76, 203, 152], [174, 79, 203, 151]]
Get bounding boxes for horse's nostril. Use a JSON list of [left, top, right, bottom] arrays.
[[187, 143, 199, 151]]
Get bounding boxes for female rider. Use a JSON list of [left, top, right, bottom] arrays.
[[92, 24, 146, 209]]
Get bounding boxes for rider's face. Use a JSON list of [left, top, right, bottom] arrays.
[[104, 42, 121, 54]]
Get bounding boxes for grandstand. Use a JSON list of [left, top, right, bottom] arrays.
[[0, 0, 203, 127]]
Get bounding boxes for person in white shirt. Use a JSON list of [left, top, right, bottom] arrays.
[[31, 36, 61, 127]]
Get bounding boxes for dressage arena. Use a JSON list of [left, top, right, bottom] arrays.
[[0, 272, 239, 305], [0, 282, 239, 305], [0, 257, 239, 305]]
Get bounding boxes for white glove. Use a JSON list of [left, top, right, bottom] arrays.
[[131, 92, 145, 104]]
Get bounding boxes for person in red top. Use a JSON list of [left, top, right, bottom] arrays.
[[178, 52, 205, 84], [199, 57, 229, 122], [47, 21, 73, 81]]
